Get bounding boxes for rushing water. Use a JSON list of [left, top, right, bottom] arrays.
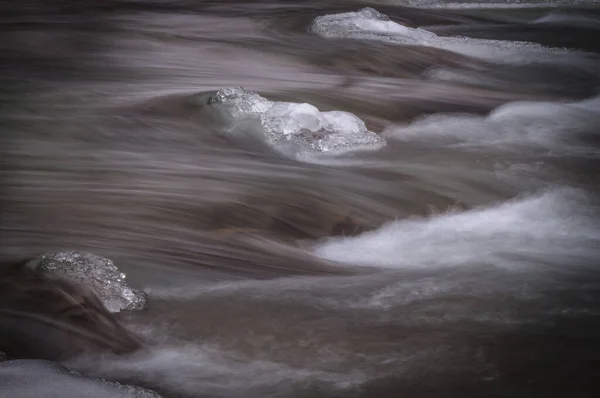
[[2, 1, 600, 397]]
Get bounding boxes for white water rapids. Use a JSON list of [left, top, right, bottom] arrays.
[[2, 1, 600, 398]]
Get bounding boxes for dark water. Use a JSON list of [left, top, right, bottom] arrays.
[[2, 1, 600, 397]]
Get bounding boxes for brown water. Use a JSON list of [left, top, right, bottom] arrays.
[[2, 1, 600, 397]]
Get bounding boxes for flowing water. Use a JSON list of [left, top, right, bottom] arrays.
[[2, 1, 600, 397]]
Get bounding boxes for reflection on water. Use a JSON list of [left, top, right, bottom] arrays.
[[2, 1, 600, 397]]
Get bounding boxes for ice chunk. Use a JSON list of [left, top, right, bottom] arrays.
[[310, 8, 567, 64], [310, 7, 436, 45], [208, 87, 386, 157], [263, 102, 323, 140], [208, 86, 273, 119], [28, 252, 147, 313], [288, 110, 385, 153], [0, 360, 161, 398]]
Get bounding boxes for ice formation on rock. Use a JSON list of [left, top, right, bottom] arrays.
[[208, 87, 386, 157], [310, 7, 437, 45], [309, 7, 564, 64], [28, 252, 147, 313]]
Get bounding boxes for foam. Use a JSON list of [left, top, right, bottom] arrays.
[[0, 360, 160, 398], [410, 1, 599, 8], [534, 11, 600, 28], [67, 345, 366, 397], [313, 188, 600, 270], [384, 96, 600, 156]]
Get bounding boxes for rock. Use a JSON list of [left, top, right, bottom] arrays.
[[0, 261, 142, 360], [27, 252, 147, 313], [0, 352, 7, 362]]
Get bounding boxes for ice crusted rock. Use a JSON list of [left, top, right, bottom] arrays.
[[309, 7, 562, 63], [208, 86, 273, 118], [208, 87, 386, 156], [0, 360, 161, 398], [28, 252, 147, 313], [310, 7, 436, 45]]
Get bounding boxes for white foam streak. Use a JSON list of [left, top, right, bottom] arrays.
[[0, 360, 159, 398], [68, 345, 365, 397], [313, 188, 600, 270], [412, 1, 599, 8], [384, 96, 600, 156]]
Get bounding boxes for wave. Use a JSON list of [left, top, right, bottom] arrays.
[[313, 188, 600, 270], [0, 360, 159, 398], [67, 344, 365, 398], [383, 95, 600, 156]]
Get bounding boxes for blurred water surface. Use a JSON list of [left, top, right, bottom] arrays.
[[2, 1, 600, 397]]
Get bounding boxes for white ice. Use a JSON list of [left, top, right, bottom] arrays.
[[310, 7, 573, 63], [0, 360, 160, 398], [207, 87, 386, 157], [28, 252, 148, 313], [311, 7, 437, 45]]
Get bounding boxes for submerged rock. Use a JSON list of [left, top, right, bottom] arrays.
[[310, 7, 437, 45], [208, 87, 386, 157], [0, 360, 161, 398], [27, 252, 147, 313]]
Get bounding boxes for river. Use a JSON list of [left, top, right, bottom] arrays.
[[2, 1, 600, 397]]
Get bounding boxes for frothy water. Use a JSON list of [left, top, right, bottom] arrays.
[[384, 95, 600, 156], [0, 360, 159, 398], [2, 1, 600, 397], [68, 345, 366, 398], [314, 188, 600, 269]]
